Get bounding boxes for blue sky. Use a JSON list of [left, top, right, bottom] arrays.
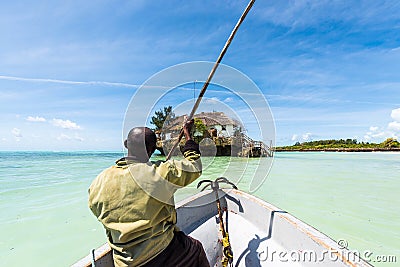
[[1, 0, 400, 150]]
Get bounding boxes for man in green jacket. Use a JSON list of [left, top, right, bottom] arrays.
[[89, 120, 209, 266]]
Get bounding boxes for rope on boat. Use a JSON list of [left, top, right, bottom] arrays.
[[165, 0, 256, 160], [91, 248, 96, 267], [197, 177, 238, 267]]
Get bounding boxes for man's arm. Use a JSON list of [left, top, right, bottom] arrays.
[[182, 119, 201, 162], [156, 119, 202, 187]]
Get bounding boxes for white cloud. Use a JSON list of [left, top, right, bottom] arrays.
[[371, 132, 386, 138], [302, 133, 313, 141], [364, 129, 388, 141], [0, 75, 139, 88], [52, 118, 81, 130], [364, 108, 400, 142], [11, 128, 22, 138], [224, 97, 234, 103], [26, 116, 46, 122], [291, 132, 313, 142], [74, 135, 84, 142], [369, 126, 379, 132], [11, 128, 22, 141], [57, 133, 72, 140], [388, 121, 400, 132], [57, 133, 84, 142], [204, 97, 220, 104], [391, 108, 400, 122]]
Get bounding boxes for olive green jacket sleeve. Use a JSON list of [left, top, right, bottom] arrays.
[[88, 140, 202, 267], [155, 140, 202, 187]]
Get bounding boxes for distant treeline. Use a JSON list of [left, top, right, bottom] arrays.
[[275, 138, 400, 151]]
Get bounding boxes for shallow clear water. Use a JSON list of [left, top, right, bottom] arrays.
[[0, 151, 399, 266]]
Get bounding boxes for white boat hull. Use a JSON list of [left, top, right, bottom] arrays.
[[73, 189, 372, 267]]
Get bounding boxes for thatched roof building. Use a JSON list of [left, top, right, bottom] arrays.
[[156, 111, 272, 157], [163, 111, 243, 138]]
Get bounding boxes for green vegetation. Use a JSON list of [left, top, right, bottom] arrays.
[[193, 118, 208, 143], [150, 106, 174, 131], [275, 138, 400, 151], [194, 118, 207, 135]]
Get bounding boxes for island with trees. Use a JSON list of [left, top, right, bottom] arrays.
[[149, 106, 273, 157], [274, 138, 400, 152]]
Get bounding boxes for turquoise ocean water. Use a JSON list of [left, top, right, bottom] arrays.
[[0, 151, 399, 266]]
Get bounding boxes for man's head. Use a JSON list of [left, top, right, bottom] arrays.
[[124, 127, 157, 161]]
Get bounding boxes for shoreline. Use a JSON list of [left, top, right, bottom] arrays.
[[274, 148, 400, 152]]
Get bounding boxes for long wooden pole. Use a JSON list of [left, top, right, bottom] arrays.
[[166, 0, 256, 160]]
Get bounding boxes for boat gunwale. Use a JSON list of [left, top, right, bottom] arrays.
[[72, 189, 372, 267], [222, 189, 373, 267], [72, 243, 112, 267]]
